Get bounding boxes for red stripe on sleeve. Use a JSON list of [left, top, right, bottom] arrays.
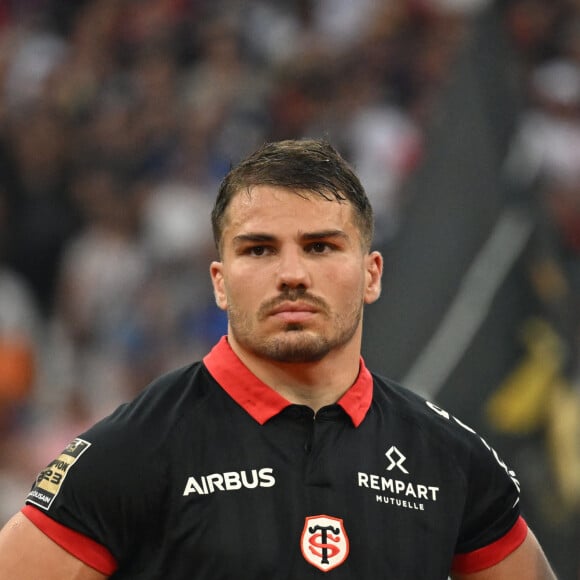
[[21, 505, 118, 575], [451, 516, 528, 574]]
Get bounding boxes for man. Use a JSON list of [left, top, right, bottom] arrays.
[[0, 139, 556, 578]]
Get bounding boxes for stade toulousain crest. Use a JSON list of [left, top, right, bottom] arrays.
[[300, 515, 350, 572]]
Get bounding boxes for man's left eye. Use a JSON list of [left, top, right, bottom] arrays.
[[309, 242, 330, 253]]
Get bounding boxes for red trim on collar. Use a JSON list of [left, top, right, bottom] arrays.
[[203, 336, 373, 426], [337, 357, 373, 427]]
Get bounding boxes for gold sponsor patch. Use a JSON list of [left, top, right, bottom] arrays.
[[27, 438, 91, 510]]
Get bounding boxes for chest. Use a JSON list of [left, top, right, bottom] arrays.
[[151, 409, 464, 579]]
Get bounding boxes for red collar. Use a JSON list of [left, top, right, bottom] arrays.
[[203, 336, 373, 427]]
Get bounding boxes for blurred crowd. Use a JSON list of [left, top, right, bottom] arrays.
[[504, 0, 580, 316], [0, 0, 479, 524]]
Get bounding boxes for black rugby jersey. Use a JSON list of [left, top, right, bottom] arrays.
[[23, 336, 527, 579]]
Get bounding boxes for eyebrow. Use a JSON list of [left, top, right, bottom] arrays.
[[232, 230, 349, 245], [232, 233, 276, 245], [301, 229, 348, 242]]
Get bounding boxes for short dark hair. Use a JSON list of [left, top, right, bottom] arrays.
[[211, 139, 375, 255]]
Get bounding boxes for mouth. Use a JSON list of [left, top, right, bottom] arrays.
[[268, 302, 319, 323]]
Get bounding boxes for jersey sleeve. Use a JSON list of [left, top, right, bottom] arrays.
[[21, 504, 117, 575], [452, 516, 527, 574], [23, 404, 167, 573], [451, 426, 527, 573]]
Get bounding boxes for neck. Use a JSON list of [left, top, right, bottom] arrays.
[[228, 336, 362, 413]]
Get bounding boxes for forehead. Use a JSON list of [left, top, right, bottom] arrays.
[[223, 185, 355, 232]]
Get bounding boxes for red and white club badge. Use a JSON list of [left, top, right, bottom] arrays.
[[300, 515, 350, 572]]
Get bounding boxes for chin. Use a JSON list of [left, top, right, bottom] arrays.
[[257, 332, 332, 363]]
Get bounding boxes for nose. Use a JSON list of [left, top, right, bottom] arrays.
[[276, 247, 311, 290]]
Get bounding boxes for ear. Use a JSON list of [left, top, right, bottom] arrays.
[[363, 250, 383, 305], [210, 261, 228, 311]]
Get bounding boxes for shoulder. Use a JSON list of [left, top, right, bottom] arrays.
[[370, 373, 520, 493], [29, 361, 214, 503], [24, 361, 217, 531], [88, 360, 213, 440], [371, 373, 505, 462], [371, 373, 470, 436]]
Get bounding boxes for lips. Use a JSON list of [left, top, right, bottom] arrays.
[[270, 302, 318, 315], [268, 302, 318, 323]]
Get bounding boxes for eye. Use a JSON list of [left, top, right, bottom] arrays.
[[307, 242, 332, 254], [247, 245, 271, 257]]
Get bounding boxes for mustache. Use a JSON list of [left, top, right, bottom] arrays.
[[258, 288, 329, 319]]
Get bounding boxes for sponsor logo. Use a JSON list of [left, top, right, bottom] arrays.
[[301, 515, 349, 572], [182, 467, 275, 496], [385, 445, 409, 474], [358, 444, 439, 511], [357, 472, 438, 511], [26, 438, 91, 510]]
